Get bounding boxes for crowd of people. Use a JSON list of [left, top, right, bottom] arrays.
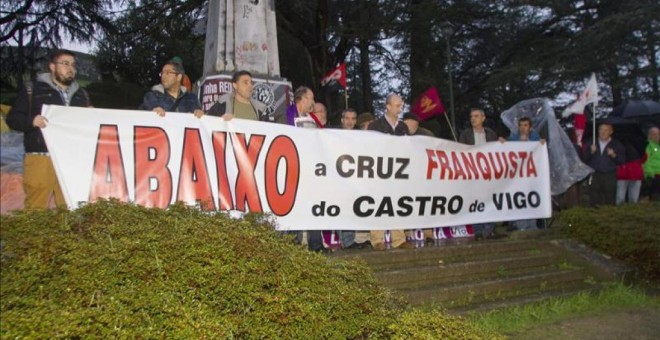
[[6, 50, 660, 252]]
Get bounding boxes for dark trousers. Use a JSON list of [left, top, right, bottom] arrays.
[[297, 231, 324, 251], [651, 175, 660, 202], [590, 171, 617, 206]]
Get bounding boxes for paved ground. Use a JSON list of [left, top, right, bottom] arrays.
[[506, 307, 660, 340]]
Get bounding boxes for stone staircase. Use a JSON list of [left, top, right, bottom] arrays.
[[331, 237, 629, 312]]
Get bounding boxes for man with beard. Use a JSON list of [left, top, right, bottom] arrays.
[[7, 49, 92, 209]]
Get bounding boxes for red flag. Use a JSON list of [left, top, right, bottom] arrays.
[[573, 110, 586, 146], [411, 87, 446, 120], [321, 63, 347, 89]]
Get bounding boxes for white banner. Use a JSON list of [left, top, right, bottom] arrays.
[[41, 105, 551, 231]]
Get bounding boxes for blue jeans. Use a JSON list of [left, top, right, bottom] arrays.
[[339, 230, 355, 247], [511, 219, 537, 230], [616, 180, 641, 205]]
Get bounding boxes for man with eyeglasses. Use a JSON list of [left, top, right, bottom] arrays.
[[139, 59, 203, 118], [7, 49, 92, 209]]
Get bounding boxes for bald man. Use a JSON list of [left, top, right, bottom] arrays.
[[367, 93, 414, 250]]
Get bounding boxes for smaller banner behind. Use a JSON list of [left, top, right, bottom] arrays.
[[199, 74, 291, 123], [41, 105, 551, 231]]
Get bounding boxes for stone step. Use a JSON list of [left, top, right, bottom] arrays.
[[402, 268, 587, 307], [330, 238, 624, 311], [448, 285, 600, 314], [375, 253, 562, 290], [334, 239, 560, 271]]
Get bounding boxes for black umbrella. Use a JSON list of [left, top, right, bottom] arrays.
[[610, 99, 660, 119]]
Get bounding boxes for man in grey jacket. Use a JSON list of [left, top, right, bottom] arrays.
[[207, 70, 268, 121]]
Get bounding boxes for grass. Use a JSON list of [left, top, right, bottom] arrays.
[[467, 282, 659, 334], [556, 203, 660, 281]]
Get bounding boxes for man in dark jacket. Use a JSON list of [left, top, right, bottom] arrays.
[[140, 59, 203, 117], [584, 122, 625, 206], [458, 108, 498, 238], [7, 49, 91, 209], [367, 93, 414, 250], [458, 108, 498, 145]]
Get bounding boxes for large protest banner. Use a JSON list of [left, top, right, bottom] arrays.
[[41, 105, 551, 231]]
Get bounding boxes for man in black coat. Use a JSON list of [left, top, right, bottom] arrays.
[[7, 49, 92, 209], [583, 122, 626, 206]]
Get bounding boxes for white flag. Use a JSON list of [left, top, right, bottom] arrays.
[[582, 73, 599, 105], [562, 97, 587, 117], [561, 73, 599, 117]]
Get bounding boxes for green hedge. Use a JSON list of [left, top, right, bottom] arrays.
[[1, 200, 501, 339], [556, 203, 660, 280]]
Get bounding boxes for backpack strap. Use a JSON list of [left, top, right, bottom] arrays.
[[168, 92, 185, 112], [24, 81, 33, 115], [80, 87, 91, 107]]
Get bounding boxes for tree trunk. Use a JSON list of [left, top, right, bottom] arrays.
[[409, 0, 433, 100], [646, 27, 659, 101], [359, 38, 374, 113]]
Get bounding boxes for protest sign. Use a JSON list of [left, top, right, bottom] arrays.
[[42, 105, 551, 231]]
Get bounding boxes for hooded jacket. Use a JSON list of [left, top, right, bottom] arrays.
[[7, 73, 90, 153]]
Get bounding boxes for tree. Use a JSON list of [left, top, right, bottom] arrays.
[[0, 0, 118, 89]]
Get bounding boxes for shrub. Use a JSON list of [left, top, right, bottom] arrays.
[[1, 200, 500, 339], [556, 203, 660, 280]]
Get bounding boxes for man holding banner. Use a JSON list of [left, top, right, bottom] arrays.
[[207, 70, 269, 121], [139, 59, 204, 118], [367, 94, 414, 250], [7, 49, 92, 209], [458, 108, 499, 238]]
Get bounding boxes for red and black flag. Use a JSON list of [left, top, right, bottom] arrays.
[[320, 63, 347, 95]]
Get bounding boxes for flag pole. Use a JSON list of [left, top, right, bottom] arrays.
[[591, 102, 597, 146], [444, 113, 457, 141]]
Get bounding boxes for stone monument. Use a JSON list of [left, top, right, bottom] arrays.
[[200, 0, 291, 122]]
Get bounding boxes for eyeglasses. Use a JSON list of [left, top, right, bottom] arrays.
[[55, 61, 76, 68], [159, 71, 179, 77]]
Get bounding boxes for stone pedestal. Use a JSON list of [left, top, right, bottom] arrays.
[[201, 0, 290, 122], [203, 0, 281, 77]]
